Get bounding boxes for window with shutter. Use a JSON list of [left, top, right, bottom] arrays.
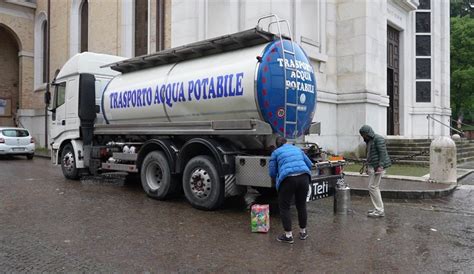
[[80, 0, 88, 52], [415, 0, 431, 103], [295, 0, 326, 61], [156, 0, 165, 51], [135, 0, 149, 56]]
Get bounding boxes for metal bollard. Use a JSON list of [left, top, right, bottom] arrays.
[[334, 179, 352, 215]]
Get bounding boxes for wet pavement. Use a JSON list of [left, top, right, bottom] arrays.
[[1, 157, 473, 272], [345, 161, 474, 199]]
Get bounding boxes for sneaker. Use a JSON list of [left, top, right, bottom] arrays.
[[277, 234, 294, 244], [299, 231, 308, 240], [367, 209, 376, 214], [368, 210, 385, 218]]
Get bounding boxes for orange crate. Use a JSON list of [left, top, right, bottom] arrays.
[[329, 155, 344, 161]]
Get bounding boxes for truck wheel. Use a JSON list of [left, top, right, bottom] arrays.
[[182, 156, 224, 210], [140, 151, 178, 200], [61, 144, 80, 180]]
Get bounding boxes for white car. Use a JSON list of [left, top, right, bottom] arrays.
[[0, 127, 35, 159]]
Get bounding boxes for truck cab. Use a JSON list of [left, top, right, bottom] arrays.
[[49, 53, 125, 168]]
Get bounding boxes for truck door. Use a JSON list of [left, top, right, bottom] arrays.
[[50, 81, 67, 140], [65, 78, 80, 133]]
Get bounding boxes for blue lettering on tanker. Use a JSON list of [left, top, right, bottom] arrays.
[[109, 72, 244, 109], [256, 40, 317, 139]]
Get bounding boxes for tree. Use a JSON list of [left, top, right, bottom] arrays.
[[450, 16, 474, 121], [451, 0, 474, 17]]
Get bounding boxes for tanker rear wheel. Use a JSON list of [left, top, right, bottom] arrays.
[[182, 156, 224, 211], [140, 151, 179, 200]]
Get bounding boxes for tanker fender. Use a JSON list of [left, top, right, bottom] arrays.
[[177, 138, 236, 177], [56, 139, 85, 169], [137, 139, 179, 174]]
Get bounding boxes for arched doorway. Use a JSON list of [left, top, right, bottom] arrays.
[[0, 25, 20, 127]]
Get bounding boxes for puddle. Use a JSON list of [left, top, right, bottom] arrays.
[[80, 172, 129, 186]]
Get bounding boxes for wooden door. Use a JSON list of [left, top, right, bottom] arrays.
[[387, 25, 400, 135]]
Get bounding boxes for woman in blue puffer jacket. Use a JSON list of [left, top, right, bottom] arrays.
[[269, 136, 312, 244]]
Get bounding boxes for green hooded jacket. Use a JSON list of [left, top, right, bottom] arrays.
[[359, 125, 392, 169]]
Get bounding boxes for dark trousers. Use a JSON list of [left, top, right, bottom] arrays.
[[278, 174, 310, 232]]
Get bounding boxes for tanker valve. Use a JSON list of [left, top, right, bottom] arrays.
[[122, 145, 137, 154], [122, 145, 130, 153]]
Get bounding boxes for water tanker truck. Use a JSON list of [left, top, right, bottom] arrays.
[[49, 18, 345, 210]]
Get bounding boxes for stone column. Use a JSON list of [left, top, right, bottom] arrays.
[[336, 0, 390, 153], [17, 50, 47, 146], [18, 51, 38, 109], [430, 137, 457, 184]]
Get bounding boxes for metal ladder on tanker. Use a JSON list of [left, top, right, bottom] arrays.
[[257, 15, 300, 140]]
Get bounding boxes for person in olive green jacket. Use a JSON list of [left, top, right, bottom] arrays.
[[359, 125, 391, 217]]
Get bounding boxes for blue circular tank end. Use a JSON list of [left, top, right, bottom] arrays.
[[257, 40, 317, 139]]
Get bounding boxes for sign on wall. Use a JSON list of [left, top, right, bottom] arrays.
[[0, 99, 11, 116]]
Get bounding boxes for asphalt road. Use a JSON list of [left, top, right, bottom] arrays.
[[1, 156, 473, 272]]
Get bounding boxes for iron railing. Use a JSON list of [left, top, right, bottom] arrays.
[[426, 114, 463, 139], [451, 117, 474, 129]]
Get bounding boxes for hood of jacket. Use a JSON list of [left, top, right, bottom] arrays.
[[359, 125, 376, 139]]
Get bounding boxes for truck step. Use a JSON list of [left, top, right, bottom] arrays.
[[102, 163, 138, 173], [113, 152, 138, 161]]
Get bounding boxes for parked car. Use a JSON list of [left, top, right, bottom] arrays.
[[0, 127, 35, 159]]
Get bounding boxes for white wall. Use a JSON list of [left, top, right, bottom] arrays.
[[34, 11, 47, 90], [170, 0, 451, 154], [334, 0, 390, 154], [17, 109, 50, 148], [407, 0, 451, 139]]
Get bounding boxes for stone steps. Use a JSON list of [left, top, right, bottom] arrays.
[[389, 158, 474, 165], [387, 148, 429, 154], [389, 160, 429, 166], [386, 138, 474, 165], [385, 138, 431, 144], [391, 156, 430, 162], [458, 156, 474, 164], [389, 150, 474, 157]]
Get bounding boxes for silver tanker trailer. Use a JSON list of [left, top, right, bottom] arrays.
[[48, 17, 345, 210]]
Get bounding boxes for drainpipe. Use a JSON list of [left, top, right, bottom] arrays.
[[45, 0, 50, 148], [147, 0, 151, 54]]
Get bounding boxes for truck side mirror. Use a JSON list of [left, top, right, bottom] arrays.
[[44, 86, 51, 105]]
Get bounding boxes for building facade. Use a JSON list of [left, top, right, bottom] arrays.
[[0, 0, 450, 154]]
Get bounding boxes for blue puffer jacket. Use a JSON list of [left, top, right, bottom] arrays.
[[269, 144, 312, 190]]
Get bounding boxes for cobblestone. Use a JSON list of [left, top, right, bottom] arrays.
[[0, 230, 110, 272], [0, 157, 473, 272]]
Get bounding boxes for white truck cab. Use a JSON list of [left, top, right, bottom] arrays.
[[50, 53, 125, 167]]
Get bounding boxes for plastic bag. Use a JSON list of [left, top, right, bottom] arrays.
[[251, 204, 270, 233]]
